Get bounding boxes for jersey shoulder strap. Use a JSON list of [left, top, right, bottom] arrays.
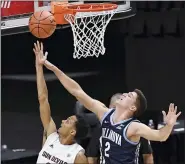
[[101, 108, 115, 124]]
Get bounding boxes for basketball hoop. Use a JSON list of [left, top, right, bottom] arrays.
[[51, 2, 118, 59]]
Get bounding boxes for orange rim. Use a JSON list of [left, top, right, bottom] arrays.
[[51, 3, 117, 25], [66, 3, 118, 12]]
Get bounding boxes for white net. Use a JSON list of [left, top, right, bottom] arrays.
[[64, 9, 116, 59]]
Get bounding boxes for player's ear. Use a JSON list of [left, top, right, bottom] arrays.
[[70, 129, 76, 136], [130, 105, 136, 112]]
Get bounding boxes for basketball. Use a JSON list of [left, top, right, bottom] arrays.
[[29, 11, 56, 39]]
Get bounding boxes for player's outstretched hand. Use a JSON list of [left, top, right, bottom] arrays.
[[162, 103, 181, 127], [33, 41, 48, 66]]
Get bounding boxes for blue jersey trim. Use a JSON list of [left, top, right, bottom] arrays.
[[123, 120, 140, 145], [110, 111, 133, 125], [100, 108, 114, 125]]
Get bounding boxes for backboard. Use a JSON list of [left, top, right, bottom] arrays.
[[1, 1, 136, 36]]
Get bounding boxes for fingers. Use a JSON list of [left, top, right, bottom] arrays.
[[37, 40, 40, 50], [162, 111, 166, 117], [41, 42, 43, 52], [33, 48, 36, 54], [34, 43, 38, 52], [168, 103, 180, 116], [174, 106, 177, 114], [176, 112, 181, 117], [168, 103, 172, 112], [170, 103, 174, 112], [34, 40, 42, 51], [34, 41, 44, 53], [169, 103, 177, 112], [44, 51, 48, 59], [42, 52, 48, 62]]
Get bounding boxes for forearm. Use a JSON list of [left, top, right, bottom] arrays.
[[159, 124, 173, 141], [135, 122, 173, 142], [36, 65, 48, 101], [43, 60, 107, 116], [36, 65, 51, 128], [44, 60, 82, 96]]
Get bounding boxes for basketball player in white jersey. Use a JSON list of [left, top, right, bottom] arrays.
[[33, 41, 88, 164], [37, 41, 181, 163]]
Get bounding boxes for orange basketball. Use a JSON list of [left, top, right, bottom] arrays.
[[29, 11, 56, 39]]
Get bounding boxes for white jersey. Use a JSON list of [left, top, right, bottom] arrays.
[[37, 132, 84, 164]]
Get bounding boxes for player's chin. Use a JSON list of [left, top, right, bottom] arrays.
[[57, 127, 62, 133], [116, 101, 122, 106]]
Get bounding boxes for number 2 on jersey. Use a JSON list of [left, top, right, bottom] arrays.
[[105, 142, 110, 157]]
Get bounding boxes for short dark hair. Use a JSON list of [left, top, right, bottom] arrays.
[[134, 89, 147, 117], [74, 114, 90, 140]]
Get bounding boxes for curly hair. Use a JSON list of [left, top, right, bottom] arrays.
[[74, 114, 90, 140]]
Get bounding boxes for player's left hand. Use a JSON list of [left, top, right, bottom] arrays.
[[162, 103, 181, 126], [33, 41, 48, 66]]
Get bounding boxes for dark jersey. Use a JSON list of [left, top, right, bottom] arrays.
[[100, 109, 140, 164], [139, 138, 153, 164], [85, 124, 101, 158]]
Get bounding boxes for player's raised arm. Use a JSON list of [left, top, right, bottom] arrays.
[[42, 54, 108, 120], [130, 104, 181, 142], [34, 41, 57, 140]]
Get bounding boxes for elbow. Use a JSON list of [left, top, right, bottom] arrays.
[[160, 139, 166, 142], [71, 89, 78, 96], [38, 95, 48, 102], [71, 87, 83, 97], [160, 136, 167, 142]]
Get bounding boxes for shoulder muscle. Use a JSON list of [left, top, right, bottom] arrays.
[[74, 151, 88, 164], [43, 118, 57, 142]]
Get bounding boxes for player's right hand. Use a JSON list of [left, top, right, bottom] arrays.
[[33, 41, 48, 66]]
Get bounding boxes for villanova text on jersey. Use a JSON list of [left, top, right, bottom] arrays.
[[100, 109, 140, 164], [102, 128, 122, 146]]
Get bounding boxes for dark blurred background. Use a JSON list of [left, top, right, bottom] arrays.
[[1, 1, 185, 164]]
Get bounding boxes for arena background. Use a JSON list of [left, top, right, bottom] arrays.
[[1, 1, 185, 164]]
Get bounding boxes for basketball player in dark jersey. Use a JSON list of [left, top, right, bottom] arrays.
[[74, 101, 101, 164], [75, 94, 154, 164], [38, 41, 181, 164], [108, 93, 154, 164], [139, 138, 153, 164]]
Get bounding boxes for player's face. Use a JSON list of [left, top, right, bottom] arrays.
[[116, 92, 138, 111], [58, 115, 77, 137]]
